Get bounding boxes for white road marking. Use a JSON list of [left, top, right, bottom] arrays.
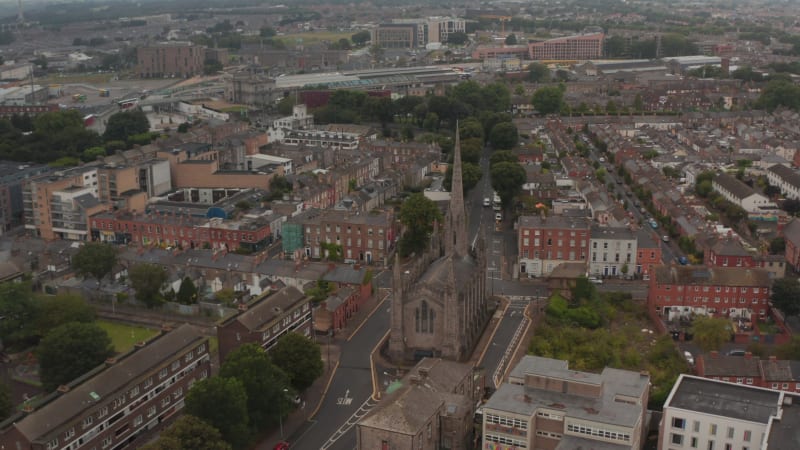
[[321, 397, 377, 449]]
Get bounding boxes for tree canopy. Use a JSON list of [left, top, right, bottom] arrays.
[[490, 161, 526, 208], [32, 293, 95, 337], [444, 162, 482, 194], [488, 122, 519, 150], [141, 415, 232, 450], [398, 193, 443, 256], [528, 62, 551, 82], [72, 242, 118, 286], [270, 333, 324, 391], [38, 322, 114, 391], [186, 377, 250, 450], [771, 278, 800, 317], [0, 381, 11, 422], [531, 86, 565, 115], [756, 79, 800, 112], [129, 263, 169, 308], [176, 277, 199, 305], [103, 110, 151, 142], [690, 316, 732, 352]]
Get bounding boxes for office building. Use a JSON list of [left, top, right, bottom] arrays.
[[528, 33, 604, 60]]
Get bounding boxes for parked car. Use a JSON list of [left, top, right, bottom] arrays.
[[483, 197, 491, 207], [727, 349, 746, 357], [678, 256, 689, 265], [662, 235, 670, 243], [588, 277, 603, 285], [495, 212, 502, 222], [683, 351, 695, 366], [274, 442, 290, 450]]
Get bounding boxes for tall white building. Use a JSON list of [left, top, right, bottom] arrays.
[[588, 225, 637, 278], [659, 374, 800, 450]]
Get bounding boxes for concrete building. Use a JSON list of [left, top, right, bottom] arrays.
[[356, 358, 479, 450], [136, 42, 205, 78], [482, 356, 649, 450], [589, 225, 637, 278], [659, 374, 800, 450], [517, 213, 591, 277], [0, 85, 48, 105], [712, 173, 775, 213], [783, 219, 800, 272], [0, 324, 210, 450], [373, 17, 465, 48], [696, 352, 800, 393], [0, 162, 51, 233], [0, 62, 33, 81], [767, 164, 800, 201], [216, 286, 312, 362], [528, 33, 604, 60], [648, 265, 773, 322], [371, 23, 419, 49]]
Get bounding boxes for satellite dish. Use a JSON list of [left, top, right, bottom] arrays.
[[206, 207, 227, 219]]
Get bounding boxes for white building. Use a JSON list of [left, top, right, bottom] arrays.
[[660, 374, 800, 450], [247, 154, 293, 175], [712, 173, 775, 213], [272, 104, 314, 131], [767, 164, 800, 201], [588, 226, 637, 278]]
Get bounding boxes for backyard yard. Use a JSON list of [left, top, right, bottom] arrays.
[[97, 320, 159, 354]]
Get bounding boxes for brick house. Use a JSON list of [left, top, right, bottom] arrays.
[[636, 230, 662, 280], [518, 213, 591, 278], [697, 352, 800, 393], [648, 265, 772, 322], [783, 219, 800, 272], [217, 286, 312, 362]]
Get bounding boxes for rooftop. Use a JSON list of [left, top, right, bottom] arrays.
[[654, 265, 772, 287], [667, 375, 780, 424], [234, 286, 307, 332], [713, 173, 757, 200], [519, 214, 591, 230]]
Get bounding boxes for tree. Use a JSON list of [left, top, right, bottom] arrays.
[[176, 277, 199, 305], [770, 237, 786, 254], [690, 316, 732, 352], [771, 278, 800, 317], [129, 263, 169, 308], [219, 344, 293, 432], [447, 31, 468, 45], [259, 27, 276, 37], [0, 281, 38, 349], [528, 62, 550, 82], [444, 162, 481, 194], [488, 122, 519, 150], [398, 193, 443, 256], [186, 377, 250, 449], [633, 94, 644, 112], [531, 86, 564, 115], [0, 381, 11, 422], [269, 175, 293, 200], [271, 333, 324, 391], [756, 80, 800, 112], [490, 161, 526, 208], [351, 30, 371, 46], [490, 150, 518, 167], [505, 34, 517, 45], [103, 110, 150, 143], [72, 242, 117, 286], [38, 322, 114, 391], [458, 118, 484, 141], [32, 293, 95, 338], [141, 415, 231, 450]]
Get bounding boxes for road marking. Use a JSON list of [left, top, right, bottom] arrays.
[[337, 389, 353, 406], [320, 397, 377, 449]]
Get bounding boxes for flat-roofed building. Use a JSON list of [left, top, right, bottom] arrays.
[[528, 33, 604, 60], [0, 324, 210, 450], [481, 356, 649, 450], [136, 42, 205, 78]]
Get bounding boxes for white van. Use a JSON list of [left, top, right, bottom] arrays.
[[483, 197, 491, 207], [495, 213, 502, 222]]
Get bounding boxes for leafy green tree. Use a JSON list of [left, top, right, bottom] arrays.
[[490, 161, 526, 208], [489, 122, 518, 149], [458, 118, 484, 141], [38, 322, 114, 391], [259, 27, 276, 37], [776, 336, 800, 360], [351, 30, 371, 46], [0, 281, 38, 348], [33, 293, 95, 337], [72, 242, 117, 286], [633, 94, 644, 112], [770, 237, 786, 254], [756, 79, 800, 112], [129, 263, 168, 308], [490, 148, 518, 166], [398, 193, 443, 256], [269, 175, 293, 200], [531, 86, 564, 115], [772, 278, 800, 317], [456, 137, 482, 164], [271, 333, 324, 391], [505, 34, 517, 45], [141, 415, 231, 450], [176, 277, 199, 305], [604, 35, 627, 57], [422, 112, 439, 131], [219, 344, 293, 431], [81, 146, 107, 162], [690, 316, 732, 352], [732, 66, 763, 82], [186, 377, 250, 449], [0, 381, 11, 422], [103, 110, 150, 143], [444, 161, 481, 193]]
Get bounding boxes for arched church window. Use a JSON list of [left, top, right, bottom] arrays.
[[421, 301, 429, 333], [415, 307, 420, 333], [429, 309, 435, 333]]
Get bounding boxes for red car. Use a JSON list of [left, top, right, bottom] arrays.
[[273, 442, 290, 450]]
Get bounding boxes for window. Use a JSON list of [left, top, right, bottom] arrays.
[[144, 377, 153, 388], [743, 430, 751, 442], [98, 406, 108, 418], [171, 360, 180, 371], [129, 386, 139, 398], [161, 397, 171, 407], [82, 416, 94, 429], [102, 437, 112, 449], [693, 421, 700, 432], [672, 417, 686, 429], [727, 427, 734, 439], [691, 437, 698, 448], [147, 406, 156, 417], [46, 439, 58, 450], [159, 368, 168, 379], [710, 424, 717, 435], [134, 415, 143, 427], [185, 351, 194, 362], [64, 428, 75, 440]]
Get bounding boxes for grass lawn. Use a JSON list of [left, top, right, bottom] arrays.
[[97, 320, 159, 354], [274, 31, 352, 45]]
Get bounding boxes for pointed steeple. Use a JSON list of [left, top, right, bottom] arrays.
[[447, 123, 468, 257]]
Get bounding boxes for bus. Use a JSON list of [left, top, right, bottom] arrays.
[[117, 98, 139, 110]]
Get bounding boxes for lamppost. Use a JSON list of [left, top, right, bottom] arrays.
[[278, 388, 288, 439]]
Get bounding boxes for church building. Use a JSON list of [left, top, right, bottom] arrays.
[[389, 128, 491, 362]]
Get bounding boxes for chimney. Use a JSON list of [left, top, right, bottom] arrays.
[[744, 352, 753, 359], [710, 350, 719, 359]]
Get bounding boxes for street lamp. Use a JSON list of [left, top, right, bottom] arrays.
[[278, 388, 288, 439]]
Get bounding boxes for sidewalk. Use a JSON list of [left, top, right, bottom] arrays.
[[253, 291, 388, 449]]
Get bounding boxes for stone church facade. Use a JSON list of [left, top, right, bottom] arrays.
[[389, 129, 491, 362]]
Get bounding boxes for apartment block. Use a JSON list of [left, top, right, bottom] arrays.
[[289, 208, 396, 266], [767, 164, 800, 201], [0, 162, 51, 233], [216, 286, 312, 362], [517, 213, 591, 277], [528, 33, 604, 60], [659, 374, 800, 450], [712, 173, 775, 213], [225, 70, 278, 106], [371, 24, 419, 49], [0, 324, 210, 450], [481, 356, 649, 450], [648, 266, 772, 322], [136, 42, 205, 78], [697, 352, 800, 393], [588, 225, 637, 278]]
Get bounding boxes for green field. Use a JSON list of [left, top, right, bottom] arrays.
[[275, 31, 352, 45], [97, 320, 159, 354]]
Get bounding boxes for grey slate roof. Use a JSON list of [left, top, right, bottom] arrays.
[[667, 375, 779, 424], [236, 286, 306, 331]]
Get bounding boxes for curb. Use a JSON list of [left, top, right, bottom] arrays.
[[370, 330, 391, 401], [476, 297, 510, 366], [309, 359, 340, 420]]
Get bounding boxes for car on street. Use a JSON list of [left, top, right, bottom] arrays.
[[495, 212, 502, 222], [483, 197, 491, 207], [678, 256, 689, 265], [273, 442, 290, 450], [727, 349, 746, 356], [588, 277, 603, 284], [662, 235, 670, 243], [683, 351, 695, 366]]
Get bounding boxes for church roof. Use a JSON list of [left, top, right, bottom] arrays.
[[417, 254, 476, 294]]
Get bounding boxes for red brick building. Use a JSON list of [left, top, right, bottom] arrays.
[[518, 214, 591, 277], [90, 211, 272, 252], [137, 43, 205, 78], [217, 286, 312, 363], [696, 352, 800, 393], [648, 265, 772, 322], [783, 219, 800, 272], [635, 230, 662, 280]]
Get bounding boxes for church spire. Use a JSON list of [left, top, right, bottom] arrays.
[[447, 123, 468, 257]]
